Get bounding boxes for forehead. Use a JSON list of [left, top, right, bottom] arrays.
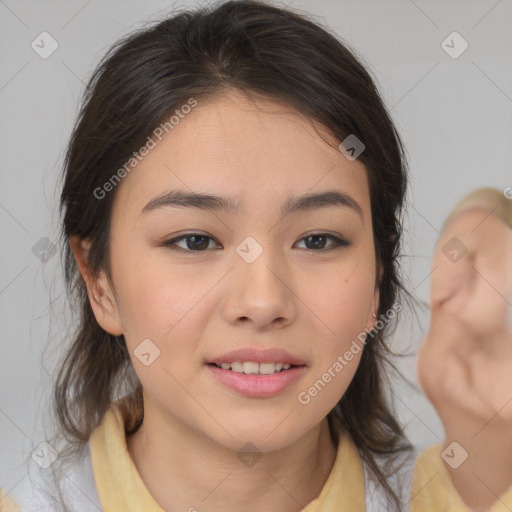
[[112, 91, 370, 221]]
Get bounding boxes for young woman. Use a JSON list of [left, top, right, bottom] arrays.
[[2, 1, 511, 511]]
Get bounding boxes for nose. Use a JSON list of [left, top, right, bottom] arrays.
[[222, 244, 297, 331]]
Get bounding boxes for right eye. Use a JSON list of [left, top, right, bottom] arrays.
[[160, 233, 221, 253]]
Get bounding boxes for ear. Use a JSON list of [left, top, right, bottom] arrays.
[[367, 287, 380, 330], [69, 235, 124, 336], [367, 260, 382, 329]]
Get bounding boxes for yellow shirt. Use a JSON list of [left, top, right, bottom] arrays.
[[89, 403, 512, 512], [89, 402, 368, 512], [5, 400, 512, 512]]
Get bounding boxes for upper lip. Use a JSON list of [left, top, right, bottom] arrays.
[[206, 347, 306, 366]]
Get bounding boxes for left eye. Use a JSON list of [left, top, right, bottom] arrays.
[[160, 232, 350, 253], [295, 233, 350, 251]]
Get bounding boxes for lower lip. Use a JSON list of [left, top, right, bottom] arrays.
[[206, 364, 307, 398]]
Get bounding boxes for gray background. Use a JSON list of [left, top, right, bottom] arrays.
[[1, 0, 511, 494]]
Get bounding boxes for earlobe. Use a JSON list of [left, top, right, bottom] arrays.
[[91, 271, 125, 336], [368, 262, 382, 328], [368, 288, 380, 330], [69, 235, 124, 336]]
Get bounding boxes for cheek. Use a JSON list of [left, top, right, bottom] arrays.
[[306, 256, 375, 403], [111, 243, 209, 336], [314, 261, 376, 338], [117, 266, 207, 393]]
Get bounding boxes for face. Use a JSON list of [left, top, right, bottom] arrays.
[[83, 90, 379, 452]]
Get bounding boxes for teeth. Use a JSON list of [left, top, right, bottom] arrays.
[[259, 362, 277, 375], [231, 361, 243, 372], [243, 361, 259, 374], [215, 361, 294, 374]]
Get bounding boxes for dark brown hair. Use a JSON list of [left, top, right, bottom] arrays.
[[53, 0, 419, 509]]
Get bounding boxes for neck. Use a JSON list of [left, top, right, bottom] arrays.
[[127, 395, 338, 512]]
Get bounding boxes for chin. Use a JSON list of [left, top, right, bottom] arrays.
[[207, 418, 307, 454]]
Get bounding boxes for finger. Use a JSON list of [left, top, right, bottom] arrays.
[[457, 226, 512, 338], [430, 230, 474, 311], [431, 210, 512, 325]]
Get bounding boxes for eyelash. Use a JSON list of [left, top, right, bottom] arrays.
[[159, 232, 350, 254]]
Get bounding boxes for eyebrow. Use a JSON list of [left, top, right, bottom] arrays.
[[140, 189, 363, 219]]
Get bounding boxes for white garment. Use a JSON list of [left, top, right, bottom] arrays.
[[5, 443, 101, 512]]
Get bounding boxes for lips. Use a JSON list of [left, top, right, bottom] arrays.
[[206, 363, 307, 398], [206, 347, 306, 366]]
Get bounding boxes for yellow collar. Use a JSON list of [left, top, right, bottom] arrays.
[[89, 401, 366, 511]]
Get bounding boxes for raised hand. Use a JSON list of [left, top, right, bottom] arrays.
[[417, 189, 512, 512]]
